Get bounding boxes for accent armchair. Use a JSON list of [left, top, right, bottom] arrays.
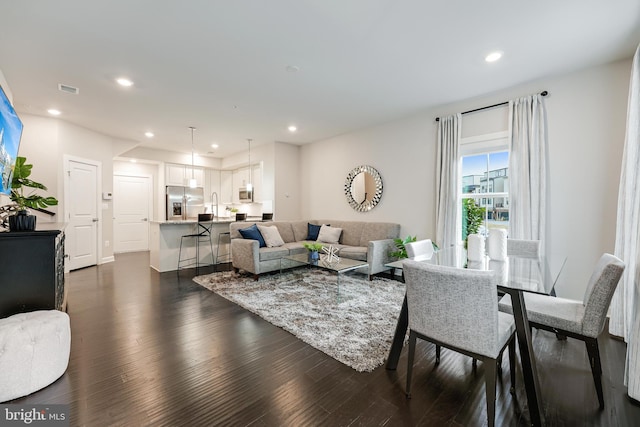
[[404, 261, 516, 427]]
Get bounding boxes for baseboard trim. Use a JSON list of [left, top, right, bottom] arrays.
[[100, 256, 115, 264]]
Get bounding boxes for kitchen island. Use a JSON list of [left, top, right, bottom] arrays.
[[150, 218, 259, 272]]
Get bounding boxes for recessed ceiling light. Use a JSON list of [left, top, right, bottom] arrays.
[[144, 131, 154, 138], [47, 109, 61, 116], [211, 143, 219, 149], [288, 125, 297, 132], [116, 77, 134, 87], [485, 51, 503, 63], [130, 159, 137, 163]]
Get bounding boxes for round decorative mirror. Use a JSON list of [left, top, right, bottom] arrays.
[[344, 165, 383, 212]]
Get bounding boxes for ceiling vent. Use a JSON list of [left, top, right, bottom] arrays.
[[58, 83, 79, 95]]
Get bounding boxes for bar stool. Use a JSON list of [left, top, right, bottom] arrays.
[[235, 213, 247, 221], [216, 231, 231, 264], [178, 215, 215, 270], [262, 213, 273, 221]]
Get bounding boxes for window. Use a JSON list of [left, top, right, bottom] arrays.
[[460, 133, 509, 242]]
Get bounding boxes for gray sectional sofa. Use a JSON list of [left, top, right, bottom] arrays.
[[229, 220, 400, 279]]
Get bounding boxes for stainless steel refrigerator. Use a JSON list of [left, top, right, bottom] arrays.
[[166, 186, 204, 220]]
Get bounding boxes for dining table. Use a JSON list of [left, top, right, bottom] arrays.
[[384, 245, 563, 427]]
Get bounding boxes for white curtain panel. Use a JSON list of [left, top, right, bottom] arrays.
[[435, 114, 461, 249], [508, 94, 549, 257], [610, 44, 640, 400]]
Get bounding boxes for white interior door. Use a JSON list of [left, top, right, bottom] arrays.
[[66, 158, 99, 270], [114, 175, 150, 253]]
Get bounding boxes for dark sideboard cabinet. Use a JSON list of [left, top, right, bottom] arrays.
[[0, 226, 66, 318]]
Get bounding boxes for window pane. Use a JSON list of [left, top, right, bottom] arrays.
[[461, 154, 487, 194], [461, 150, 510, 243], [488, 151, 509, 194], [487, 197, 509, 234]]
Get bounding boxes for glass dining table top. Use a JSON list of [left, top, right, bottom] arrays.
[[385, 245, 561, 295]]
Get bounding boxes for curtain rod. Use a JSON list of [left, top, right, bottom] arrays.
[[435, 90, 548, 122]]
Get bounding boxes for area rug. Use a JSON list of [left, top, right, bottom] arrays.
[[193, 269, 406, 372]]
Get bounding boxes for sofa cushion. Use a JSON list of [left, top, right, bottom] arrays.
[[283, 241, 308, 255], [318, 225, 342, 244], [360, 222, 401, 246], [258, 246, 290, 261], [257, 225, 285, 247], [290, 221, 309, 242], [238, 224, 266, 248], [339, 245, 368, 262], [271, 222, 296, 243]]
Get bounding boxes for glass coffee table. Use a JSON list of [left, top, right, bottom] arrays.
[[280, 253, 369, 301]]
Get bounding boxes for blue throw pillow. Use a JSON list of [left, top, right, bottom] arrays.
[[307, 223, 328, 241], [239, 224, 266, 248]]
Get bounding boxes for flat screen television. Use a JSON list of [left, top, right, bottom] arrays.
[[0, 85, 23, 195]]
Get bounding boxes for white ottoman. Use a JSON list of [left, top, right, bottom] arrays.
[[0, 310, 71, 403]]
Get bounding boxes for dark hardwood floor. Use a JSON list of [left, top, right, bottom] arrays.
[[11, 252, 640, 426]]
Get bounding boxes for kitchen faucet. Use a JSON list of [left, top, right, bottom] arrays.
[[210, 192, 219, 218]]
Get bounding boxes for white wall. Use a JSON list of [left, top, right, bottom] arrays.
[[300, 58, 632, 300], [274, 142, 301, 220], [16, 114, 141, 264], [300, 113, 435, 233]]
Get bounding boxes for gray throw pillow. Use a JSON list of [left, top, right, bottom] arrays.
[[317, 225, 342, 244], [257, 225, 285, 247]]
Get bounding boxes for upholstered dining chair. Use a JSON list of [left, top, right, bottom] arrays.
[[404, 261, 516, 427], [405, 239, 434, 260], [498, 253, 624, 409], [506, 239, 540, 258]]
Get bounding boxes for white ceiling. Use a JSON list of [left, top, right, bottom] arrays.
[[1, 0, 639, 159]]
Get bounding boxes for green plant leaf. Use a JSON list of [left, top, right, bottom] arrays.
[[389, 235, 416, 259], [8, 156, 58, 210]]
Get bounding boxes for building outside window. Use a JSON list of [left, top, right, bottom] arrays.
[[459, 133, 509, 242]]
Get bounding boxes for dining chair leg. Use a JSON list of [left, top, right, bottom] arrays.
[[406, 330, 417, 399], [435, 344, 441, 365], [585, 337, 605, 409], [484, 358, 497, 427], [508, 337, 516, 394]]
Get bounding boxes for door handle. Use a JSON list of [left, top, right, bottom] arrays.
[[142, 218, 148, 222], [92, 218, 99, 222]]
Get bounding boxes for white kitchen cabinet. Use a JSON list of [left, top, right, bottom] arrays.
[[232, 167, 250, 203], [166, 164, 186, 186], [166, 163, 204, 187], [185, 166, 205, 187], [220, 171, 233, 204]]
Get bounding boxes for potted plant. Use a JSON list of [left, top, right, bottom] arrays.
[[303, 242, 324, 262], [462, 198, 485, 248], [389, 235, 417, 259], [6, 156, 58, 231]]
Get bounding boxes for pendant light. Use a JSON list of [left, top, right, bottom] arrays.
[[246, 138, 253, 191], [188, 126, 197, 188]]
